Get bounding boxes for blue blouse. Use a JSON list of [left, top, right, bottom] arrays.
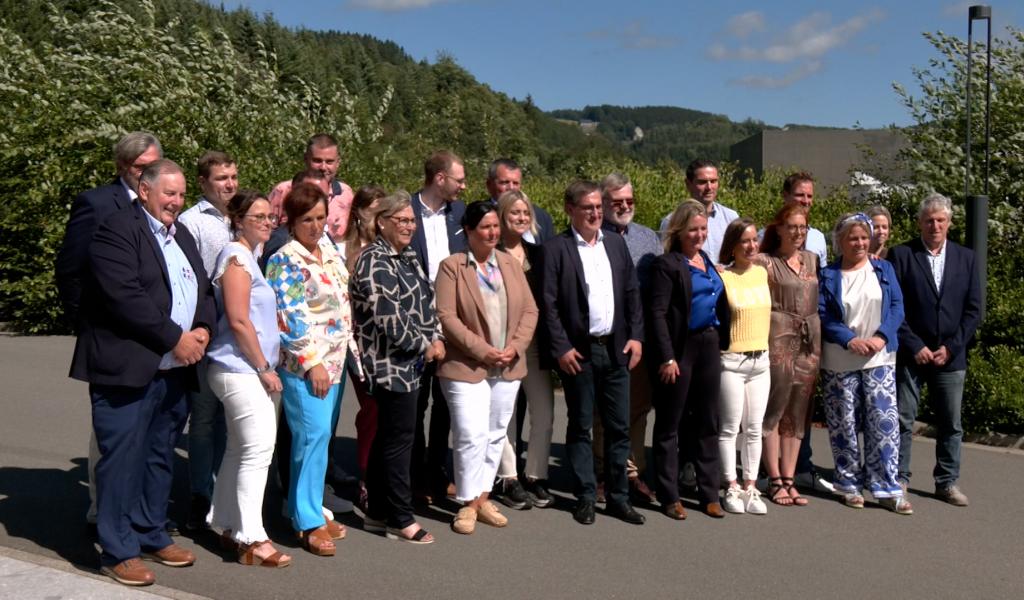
[[687, 252, 723, 331]]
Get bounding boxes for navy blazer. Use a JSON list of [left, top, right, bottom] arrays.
[[69, 203, 216, 389], [886, 238, 982, 371], [540, 228, 643, 368], [55, 179, 133, 328], [410, 191, 467, 276], [818, 258, 904, 353]]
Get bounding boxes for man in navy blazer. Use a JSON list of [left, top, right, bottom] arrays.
[[56, 132, 163, 329], [408, 150, 466, 501], [70, 160, 216, 586], [484, 158, 556, 243], [887, 193, 982, 507], [541, 180, 645, 526], [55, 131, 163, 529]]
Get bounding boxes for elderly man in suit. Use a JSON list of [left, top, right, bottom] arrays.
[[887, 193, 982, 507], [409, 150, 467, 502], [541, 180, 645, 525], [55, 131, 163, 529], [70, 159, 216, 586]]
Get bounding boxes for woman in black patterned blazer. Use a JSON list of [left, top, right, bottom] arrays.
[[350, 190, 445, 545]]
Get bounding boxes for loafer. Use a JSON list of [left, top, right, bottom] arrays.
[[663, 501, 687, 521], [101, 558, 155, 586], [142, 543, 195, 567], [606, 501, 645, 525], [451, 506, 477, 535], [477, 501, 508, 527], [629, 477, 657, 506], [935, 484, 969, 507], [703, 502, 725, 519], [573, 499, 596, 525]]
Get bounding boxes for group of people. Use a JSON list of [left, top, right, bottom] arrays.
[[56, 131, 982, 588]]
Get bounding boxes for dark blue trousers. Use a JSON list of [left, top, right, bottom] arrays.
[[91, 370, 189, 566]]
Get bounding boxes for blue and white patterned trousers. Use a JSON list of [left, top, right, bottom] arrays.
[[821, 366, 902, 498]]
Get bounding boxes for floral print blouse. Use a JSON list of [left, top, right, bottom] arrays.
[[266, 236, 358, 384]]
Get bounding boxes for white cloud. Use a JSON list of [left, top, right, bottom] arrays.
[[347, 0, 456, 11], [586, 20, 680, 50], [711, 10, 885, 63], [726, 11, 766, 39], [729, 60, 823, 89]]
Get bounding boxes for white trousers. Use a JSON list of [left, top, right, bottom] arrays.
[[718, 351, 771, 483], [521, 342, 555, 480], [442, 377, 521, 503], [207, 365, 278, 544]]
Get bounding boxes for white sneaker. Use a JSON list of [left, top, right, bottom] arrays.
[[722, 486, 745, 514], [742, 487, 767, 515]]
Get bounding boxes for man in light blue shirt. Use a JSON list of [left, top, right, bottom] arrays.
[[781, 171, 828, 266], [659, 159, 739, 263], [177, 150, 238, 530]]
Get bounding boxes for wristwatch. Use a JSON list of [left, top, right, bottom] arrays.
[[254, 362, 272, 374], [662, 359, 676, 367]]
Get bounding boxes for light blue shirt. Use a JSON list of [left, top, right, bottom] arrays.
[[660, 201, 739, 265], [207, 242, 281, 373], [143, 209, 199, 370], [179, 197, 232, 278], [924, 238, 947, 291], [806, 227, 828, 266]]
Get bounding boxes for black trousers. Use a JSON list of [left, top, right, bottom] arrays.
[[366, 386, 420, 529], [652, 327, 722, 505], [412, 365, 451, 489], [560, 341, 632, 506]]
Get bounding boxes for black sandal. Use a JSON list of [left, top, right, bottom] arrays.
[[781, 477, 809, 506], [767, 477, 793, 506]]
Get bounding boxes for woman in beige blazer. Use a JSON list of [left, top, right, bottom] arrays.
[[435, 201, 538, 535]]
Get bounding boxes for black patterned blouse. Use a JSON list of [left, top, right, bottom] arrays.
[[350, 237, 441, 393]]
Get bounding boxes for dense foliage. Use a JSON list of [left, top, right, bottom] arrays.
[[549, 104, 771, 166]]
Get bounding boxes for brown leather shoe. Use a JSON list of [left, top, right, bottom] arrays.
[[101, 558, 155, 586], [629, 477, 657, 505], [142, 543, 195, 567], [663, 501, 687, 520], [704, 502, 726, 518]]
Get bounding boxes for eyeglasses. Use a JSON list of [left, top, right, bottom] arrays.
[[443, 173, 466, 185], [244, 214, 278, 224], [574, 204, 603, 214], [388, 216, 416, 228], [785, 225, 808, 234], [610, 198, 635, 209]]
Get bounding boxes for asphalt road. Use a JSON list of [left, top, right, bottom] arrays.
[[1, 336, 1021, 599]]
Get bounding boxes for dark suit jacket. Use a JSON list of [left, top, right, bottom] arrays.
[[55, 179, 133, 328], [70, 203, 216, 389], [540, 229, 643, 368], [410, 191, 467, 276], [887, 238, 982, 371], [645, 250, 730, 365]]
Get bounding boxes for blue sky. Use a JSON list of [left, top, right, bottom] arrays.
[[220, 0, 1019, 128]]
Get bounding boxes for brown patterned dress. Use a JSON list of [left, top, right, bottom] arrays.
[[754, 251, 821, 438]]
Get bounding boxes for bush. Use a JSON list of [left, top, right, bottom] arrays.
[[962, 345, 1024, 434]]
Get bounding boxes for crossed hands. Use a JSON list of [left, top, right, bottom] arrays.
[[915, 345, 950, 367], [172, 328, 209, 366]]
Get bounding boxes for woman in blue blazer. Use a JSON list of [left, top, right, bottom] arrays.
[[818, 213, 910, 515]]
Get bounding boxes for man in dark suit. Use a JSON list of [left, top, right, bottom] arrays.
[[409, 150, 467, 502], [484, 158, 556, 243], [541, 180, 645, 525], [70, 160, 216, 586], [55, 131, 163, 529], [887, 193, 982, 507]]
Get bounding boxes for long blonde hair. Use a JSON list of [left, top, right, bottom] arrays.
[[663, 199, 706, 253]]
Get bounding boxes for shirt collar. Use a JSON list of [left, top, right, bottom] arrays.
[[466, 249, 498, 269], [196, 197, 226, 217], [418, 194, 446, 217], [142, 206, 175, 242], [119, 177, 138, 201], [922, 238, 947, 257], [572, 226, 604, 247]]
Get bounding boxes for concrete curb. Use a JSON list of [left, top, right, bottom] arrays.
[[912, 420, 1024, 450]]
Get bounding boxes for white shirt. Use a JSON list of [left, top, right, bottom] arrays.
[[573, 227, 615, 337], [924, 238, 947, 291], [119, 177, 138, 202], [821, 262, 896, 372], [419, 198, 450, 284]]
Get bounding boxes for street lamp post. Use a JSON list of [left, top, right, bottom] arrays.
[[965, 4, 991, 321]]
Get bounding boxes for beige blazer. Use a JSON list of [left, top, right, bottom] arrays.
[[436, 250, 538, 383]]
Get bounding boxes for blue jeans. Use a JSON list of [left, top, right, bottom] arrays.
[[188, 359, 226, 499], [896, 363, 965, 487], [279, 369, 343, 531]]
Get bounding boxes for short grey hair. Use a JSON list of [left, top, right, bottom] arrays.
[[139, 159, 183, 188], [114, 131, 162, 173], [918, 192, 953, 220], [371, 189, 412, 232], [599, 172, 631, 202]]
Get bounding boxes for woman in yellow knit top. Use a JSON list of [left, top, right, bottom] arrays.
[[717, 218, 772, 515]]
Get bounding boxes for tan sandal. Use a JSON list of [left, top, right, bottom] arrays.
[[238, 541, 292, 568], [297, 526, 336, 556], [324, 519, 346, 540]]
